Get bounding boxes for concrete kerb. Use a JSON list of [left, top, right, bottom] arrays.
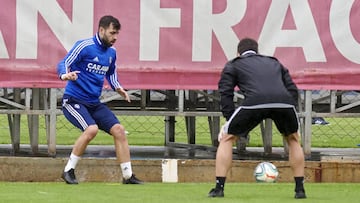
[[0, 145, 359, 183], [1, 157, 360, 183]]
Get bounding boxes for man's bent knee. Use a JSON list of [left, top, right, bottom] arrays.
[[285, 132, 300, 144], [220, 134, 237, 143], [83, 125, 99, 140], [110, 124, 127, 140]]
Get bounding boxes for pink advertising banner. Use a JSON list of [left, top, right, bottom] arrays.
[[0, 0, 359, 90]]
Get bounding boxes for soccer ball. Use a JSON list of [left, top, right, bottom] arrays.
[[254, 162, 279, 183]]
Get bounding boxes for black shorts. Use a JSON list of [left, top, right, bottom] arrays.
[[224, 104, 299, 137]]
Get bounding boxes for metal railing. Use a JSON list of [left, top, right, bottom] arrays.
[[1, 88, 359, 158]]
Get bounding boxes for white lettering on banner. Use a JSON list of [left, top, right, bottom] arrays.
[[0, 32, 9, 58], [258, 0, 326, 62], [16, 0, 93, 59], [139, 0, 181, 61], [330, 0, 360, 64], [192, 0, 246, 61], [1, 0, 359, 66]]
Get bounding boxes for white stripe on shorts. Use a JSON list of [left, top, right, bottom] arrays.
[[64, 103, 88, 130]]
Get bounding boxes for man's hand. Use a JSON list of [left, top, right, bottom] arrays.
[[61, 71, 80, 81], [116, 88, 131, 103], [217, 124, 236, 143]]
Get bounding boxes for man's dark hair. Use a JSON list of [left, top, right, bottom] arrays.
[[237, 38, 258, 55], [99, 15, 121, 30]]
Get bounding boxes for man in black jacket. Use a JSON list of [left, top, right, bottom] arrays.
[[208, 38, 306, 199]]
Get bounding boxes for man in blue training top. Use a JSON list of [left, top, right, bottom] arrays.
[[57, 15, 142, 185]]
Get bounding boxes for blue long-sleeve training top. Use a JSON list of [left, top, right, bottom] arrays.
[[57, 33, 122, 103]]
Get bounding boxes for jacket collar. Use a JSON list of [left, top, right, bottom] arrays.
[[94, 33, 107, 49], [241, 50, 257, 56]]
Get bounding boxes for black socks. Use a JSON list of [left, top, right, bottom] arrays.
[[215, 177, 226, 190], [294, 177, 305, 192]]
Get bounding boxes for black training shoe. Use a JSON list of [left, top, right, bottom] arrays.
[[122, 174, 144, 184], [208, 188, 224, 197], [61, 168, 78, 184], [295, 191, 307, 199]]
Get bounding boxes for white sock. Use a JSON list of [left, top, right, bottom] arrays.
[[64, 153, 81, 172], [120, 162, 133, 179]]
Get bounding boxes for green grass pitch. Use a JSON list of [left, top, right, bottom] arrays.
[[0, 182, 359, 203]]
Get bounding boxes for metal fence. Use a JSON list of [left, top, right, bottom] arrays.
[[1, 88, 360, 157]]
